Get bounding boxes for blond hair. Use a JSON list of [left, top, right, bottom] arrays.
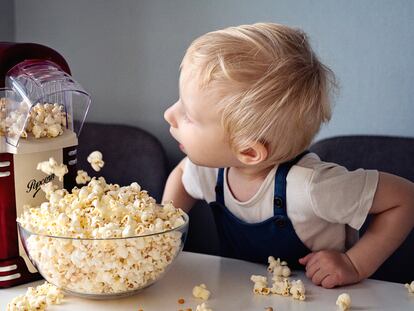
[[181, 23, 336, 165]]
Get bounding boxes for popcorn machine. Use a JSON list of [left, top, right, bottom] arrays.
[[0, 43, 90, 288]]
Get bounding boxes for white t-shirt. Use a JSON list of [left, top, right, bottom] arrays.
[[182, 153, 379, 252]]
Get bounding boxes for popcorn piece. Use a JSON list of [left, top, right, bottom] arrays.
[[76, 170, 91, 184], [250, 275, 271, 295], [27, 103, 66, 138], [17, 178, 187, 295], [37, 157, 68, 182], [178, 298, 185, 304], [264, 308, 273, 311], [405, 281, 414, 293], [196, 302, 213, 311], [192, 284, 211, 300], [268, 256, 291, 277], [270, 277, 291, 296], [289, 280, 306, 301], [274, 266, 291, 278], [0, 97, 6, 136], [87, 151, 104, 171], [2, 102, 67, 139], [336, 293, 351, 311], [6, 282, 63, 311], [267, 256, 281, 273], [260, 256, 307, 302]]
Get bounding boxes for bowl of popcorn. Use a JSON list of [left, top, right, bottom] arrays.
[[17, 177, 189, 299]]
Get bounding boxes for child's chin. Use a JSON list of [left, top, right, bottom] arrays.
[[188, 157, 218, 168]]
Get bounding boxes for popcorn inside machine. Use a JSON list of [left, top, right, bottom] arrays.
[[0, 43, 90, 287]]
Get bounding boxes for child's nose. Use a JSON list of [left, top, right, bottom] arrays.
[[164, 103, 178, 128]]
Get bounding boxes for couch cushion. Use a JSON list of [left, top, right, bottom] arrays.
[[77, 122, 168, 202]]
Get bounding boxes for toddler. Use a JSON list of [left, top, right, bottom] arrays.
[[163, 23, 414, 288]]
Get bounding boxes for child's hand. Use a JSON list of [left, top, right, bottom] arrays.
[[299, 250, 360, 288]]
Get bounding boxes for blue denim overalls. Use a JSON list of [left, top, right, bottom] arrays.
[[210, 152, 310, 269]]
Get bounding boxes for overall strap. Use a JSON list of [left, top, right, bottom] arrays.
[[215, 151, 310, 207], [273, 151, 310, 215], [215, 168, 225, 205]]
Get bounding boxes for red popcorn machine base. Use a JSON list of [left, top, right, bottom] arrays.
[[0, 257, 41, 287], [0, 43, 90, 288]]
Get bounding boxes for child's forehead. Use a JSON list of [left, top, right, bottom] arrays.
[[179, 72, 227, 120], [180, 66, 228, 96], [179, 65, 200, 86], [180, 76, 227, 108]]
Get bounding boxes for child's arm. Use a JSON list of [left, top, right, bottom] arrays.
[[299, 172, 414, 288], [162, 158, 196, 213]]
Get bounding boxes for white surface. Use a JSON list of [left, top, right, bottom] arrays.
[[1, 251, 413, 310]]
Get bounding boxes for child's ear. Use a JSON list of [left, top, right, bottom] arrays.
[[236, 142, 268, 166]]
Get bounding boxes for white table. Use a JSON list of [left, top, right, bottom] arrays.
[[1, 251, 413, 310]]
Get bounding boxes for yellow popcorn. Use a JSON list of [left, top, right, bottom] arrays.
[[250, 275, 271, 295], [289, 280, 306, 301], [6, 282, 63, 311], [251, 257, 306, 302], [1, 102, 66, 139], [268, 256, 291, 277], [270, 277, 291, 296], [267, 256, 281, 273], [192, 283, 211, 300], [17, 177, 187, 295], [36, 157, 68, 182], [336, 293, 351, 311], [405, 281, 414, 293], [196, 302, 213, 311], [0, 97, 7, 135], [75, 169, 91, 185], [87, 150, 104, 171]]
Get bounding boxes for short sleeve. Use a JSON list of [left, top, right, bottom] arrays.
[[308, 162, 379, 230], [182, 157, 205, 200]]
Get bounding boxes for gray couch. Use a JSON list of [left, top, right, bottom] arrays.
[[77, 122, 168, 202], [77, 123, 413, 283]]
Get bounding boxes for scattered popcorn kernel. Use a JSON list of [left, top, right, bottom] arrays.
[[192, 284, 211, 300], [250, 275, 270, 295], [273, 265, 291, 278], [336, 293, 351, 311], [178, 298, 185, 304], [405, 281, 414, 293], [76, 169, 91, 184], [268, 256, 291, 277], [289, 280, 306, 301], [87, 150, 104, 171], [195, 303, 213, 311], [37, 157, 68, 181], [267, 256, 281, 273], [270, 278, 291, 296], [264, 308, 273, 311], [6, 282, 63, 311]]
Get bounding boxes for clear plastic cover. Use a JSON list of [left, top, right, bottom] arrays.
[[4, 60, 90, 146], [0, 87, 29, 146]]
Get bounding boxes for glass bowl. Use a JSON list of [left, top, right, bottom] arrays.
[[18, 212, 189, 299]]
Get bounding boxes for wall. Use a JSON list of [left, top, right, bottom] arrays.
[[0, 0, 14, 41], [13, 0, 414, 166]]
